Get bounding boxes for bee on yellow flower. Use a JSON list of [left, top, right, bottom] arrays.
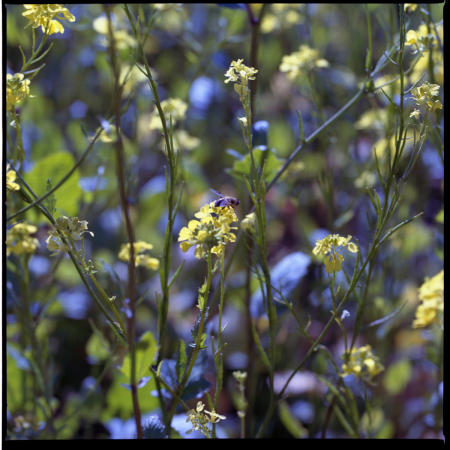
[[178, 201, 238, 260]]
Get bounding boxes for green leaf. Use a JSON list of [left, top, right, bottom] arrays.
[[228, 147, 283, 183], [278, 401, 308, 438], [383, 359, 412, 395], [25, 152, 82, 219], [86, 332, 110, 363], [102, 371, 158, 421], [120, 331, 158, 381]]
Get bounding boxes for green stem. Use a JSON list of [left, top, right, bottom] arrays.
[[104, 5, 142, 439], [165, 252, 214, 429]]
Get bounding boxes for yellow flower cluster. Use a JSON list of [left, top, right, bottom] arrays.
[[46, 216, 93, 255], [224, 59, 258, 100], [241, 212, 256, 233], [312, 234, 358, 274], [260, 4, 303, 34], [404, 4, 418, 12], [118, 241, 159, 271], [6, 164, 20, 191], [149, 98, 188, 130], [7, 223, 39, 257], [405, 24, 435, 54], [341, 345, 384, 381], [93, 15, 136, 50], [22, 4, 76, 35], [185, 401, 226, 437], [6, 73, 31, 112], [411, 82, 442, 113], [178, 201, 238, 259], [279, 44, 329, 80], [412, 270, 443, 328], [409, 22, 443, 85]]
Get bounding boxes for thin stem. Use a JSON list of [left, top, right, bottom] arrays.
[[104, 5, 142, 439], [165, 252, 214, 429]]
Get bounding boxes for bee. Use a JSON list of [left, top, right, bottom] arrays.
[[210, 189, 240, 208]]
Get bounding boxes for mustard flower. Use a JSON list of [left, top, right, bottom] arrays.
[[409, 108, 421, 120], [405, 24, 435, 54], [6, 223, 39, 257], [22, 4, 75, 35], [46, 216, 93, 255], [6, 73, 31, 112], [6, 164, 20, 191], [149, 98, 188, 130], [279, 44, 329, 80], [93, 15, 136, 50], [185, 401, 226, 437], [178, 201, 238, 259], [341, 345, 384, 382], [312, 234, 358, 274], [118, 241, 160, 271], [241, 212, 256, 233], [412, 270, 443, 328], [409, 22, 443, 85], [404, 4, 418, 12], [260, 4, 303, 34], [411, 82, 442, 113], [224, 59, 258, 101]]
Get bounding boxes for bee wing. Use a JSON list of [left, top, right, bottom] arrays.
[[210, 188, 223, 197]]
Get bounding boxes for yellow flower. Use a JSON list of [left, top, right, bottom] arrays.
[[6, 165, 20, 191], [405, 23, 435, 54], [279, 44, 329, 80], [260, 4, 303, 34], [404, 4, 418, 12], [149, 98, 188, 130], [178, 201, 238, 260], [411, 82, 442, 112], [409, 108, 420, 120], [7, 223, 39, 256], [224, 59, 258, 101], [409, 22, 443, 85], [341, 345, 384, 381], [93, 16, 136, 50], [6, 73, 31, 112], [22, 4, 75, 35], [174, 130, 200, 151], [185, 401, 226, 438], [312, 234, 358, 274], [412, 270, 443, 328], [118, 241, 159, 270], [241, 212, 256, 233], [46, 216, 93, 255]]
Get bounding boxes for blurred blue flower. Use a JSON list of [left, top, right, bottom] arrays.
[[58, 289, 91, 319], [189, 76, 221, 116], [29, 255, 51, 276], [69, 100, 88, 119]]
